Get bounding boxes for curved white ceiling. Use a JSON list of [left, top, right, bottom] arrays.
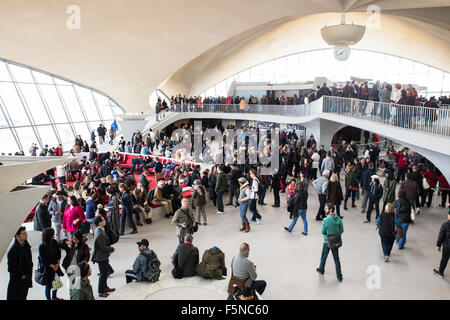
[[0, 0, 449, 112]]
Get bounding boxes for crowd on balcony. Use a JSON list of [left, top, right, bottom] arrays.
[[156, 81, 449, 113]]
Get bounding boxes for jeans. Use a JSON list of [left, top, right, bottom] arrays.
[[216, 191, 224, 212], [178, 236, 184, 244], [288, 209, 308, 234], [125, 270, 138, 283], [380, 236, 395, 257], [336, 204, 341, 217], [98, 260, 109, 293], [397, 223, 410, 249], [52, 222, 63, 242], [361, 191, 369, 212], [240, 204, 249, 225], [344, 186, 356, 203], [120, 207, 137, 234], [45, 284, 57, 300], [318, 243, 342, 279], [249, 199, 261, 221]]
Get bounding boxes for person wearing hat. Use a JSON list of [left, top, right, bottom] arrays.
[[364, 175, 383, 223], [238, 177, 252, 232], [125, 239, 152, 283], [70, 261, 94, 300]]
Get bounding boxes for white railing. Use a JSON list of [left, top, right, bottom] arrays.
[[322, 96, 450, 137]]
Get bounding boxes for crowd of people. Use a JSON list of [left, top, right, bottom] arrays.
[[155, 81, 449, 113], [5, 119, 450, 301]]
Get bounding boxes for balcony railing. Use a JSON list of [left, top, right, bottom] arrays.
[[155, 101, 321, 121], [152, 96, 450, 137], [322, 96, 450, 137]]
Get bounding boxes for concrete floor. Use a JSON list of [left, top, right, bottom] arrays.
[[0, 174, 449, 300]]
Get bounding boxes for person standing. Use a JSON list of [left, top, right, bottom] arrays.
[[192, 180, 207, 226], [48, 191, 67, 242], [227, 163, 241, 207], [376, 203, 396, 262], [316, 204, 343, 282], [172, 197, 197, 244], [381, 170, 397, 213], [393, 189, 412, 249], [312, 170, 330, 221], [284, 183, 308, 235], [62, 196, 86, 236], [118, 183, 138, 235], [433, 209, 450, 278], [38, 228, 64, 300], [360, 163, 375, 213], [327, 173, 344, 218], [215, 165, 227, 215], [421, 166, 438, 208], [34, 194, 52, 232], [343, 165, 358, 210], [238, 177, 252, 232], [7, 227, 33, 300], [364, 175, 383, 223], [92, 216, 115, 298], [106, 186, 120, 236], [249, 169, 262, 224], [271, 169, 283, 208]]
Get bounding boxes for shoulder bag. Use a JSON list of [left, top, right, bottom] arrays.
[[227, 257, 247, 294]]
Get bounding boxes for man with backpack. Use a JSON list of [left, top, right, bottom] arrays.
[[125, 239, 161, 283]]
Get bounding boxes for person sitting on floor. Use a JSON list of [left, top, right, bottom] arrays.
[[196, 246, 226, 280], [125, 239, 160, 283], [171, 234, 199, 279]]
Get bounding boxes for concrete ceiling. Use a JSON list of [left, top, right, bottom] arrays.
[[0, 0, 449, 113]]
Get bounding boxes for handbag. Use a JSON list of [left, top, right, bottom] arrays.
[[327, 234, 342, 249], [422, 178, 430, 190], [181, 208, 198, 233], [52, 274, 63, 290], [410, 207, 416, 222], [79, 221, 91, 235], [34, 256, 46, 286], [227, 257, 248, 294]]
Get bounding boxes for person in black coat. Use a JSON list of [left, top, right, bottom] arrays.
[[284, 183, 308, 235], [7, 227, 33, 300], [271, 171, 282, 207], [34, 194, 51, 232], [227, 164, 241, 207], [365, 176, 384, 223], [434, 210, 450, 277], [38, 228, 64, 300], [172, 234, 199, 278], [376, 203, 396, 262], [59, 231, 90, 272]]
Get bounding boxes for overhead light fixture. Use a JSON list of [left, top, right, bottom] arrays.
[[320, 13, 366, 61]]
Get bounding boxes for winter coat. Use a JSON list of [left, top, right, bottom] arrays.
[[327, 181, 344, 205], [191, 185, 207, 207], [7, 239, 33, 288], [369, 182, 383, 201], [59, 239, 90, 271], [196, 247, 226, 279], [292, 189, 308, 214], [382, 179, 397, 203], [377, 212, 396, 238], [393, 198, 412, 224], [34, 202, 52, 232], [70, 279, 95, 300], [321, 215, 344, 243], [172, 208, 196, 239], [437, 221, 450, 249], [215, 172, 228, 193], [62, 205, 86, 234]]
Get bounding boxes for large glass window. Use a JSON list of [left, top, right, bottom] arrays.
[[0, 58, 124, 153], [201, 48, 450, 100]]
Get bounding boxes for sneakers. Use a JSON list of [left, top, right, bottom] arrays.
[[284, 227, 291, 233], [433, 269, 443, 278], [315, 217, 323, 221], [384, 256, 389, 262], [363, 220, 370, 223], [316, 268, 324, 275], [256, 218, 261, 224], [216, 210, 224, 215], [130, 230, 138, 234]]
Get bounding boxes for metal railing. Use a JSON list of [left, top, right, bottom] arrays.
[[322, 96, 450, 137], [155, 101, 321, 121]]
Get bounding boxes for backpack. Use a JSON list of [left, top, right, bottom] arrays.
[[143, 250, 161, 282], [255, 178, 264, 197]]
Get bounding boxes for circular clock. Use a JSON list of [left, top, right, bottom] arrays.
[[334, 45, 350, 61]]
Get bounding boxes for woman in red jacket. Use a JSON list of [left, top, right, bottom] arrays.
[[421, 166, 438, 207], [392, 150, 410, 183], [62, 196, 86, 236], [439, 174, 450, 208]]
